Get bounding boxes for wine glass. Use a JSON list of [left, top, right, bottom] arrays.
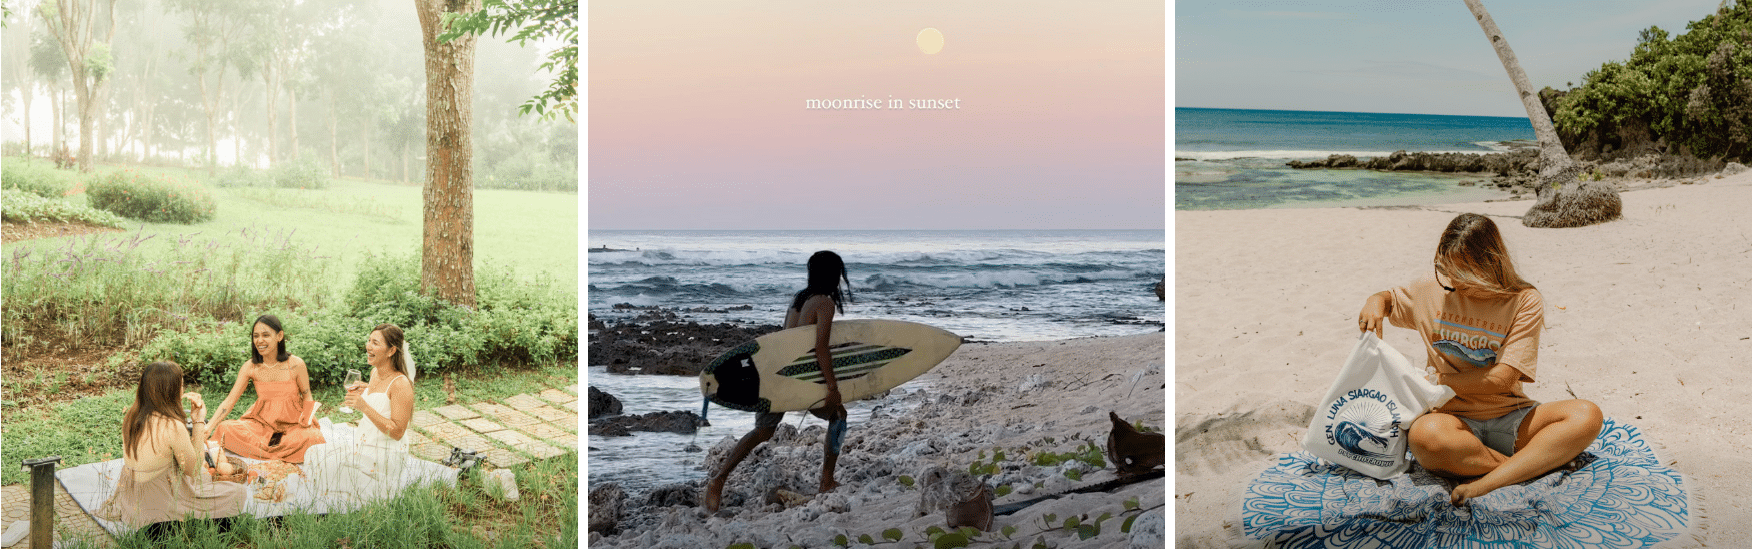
[[340, 370, 362, 413]]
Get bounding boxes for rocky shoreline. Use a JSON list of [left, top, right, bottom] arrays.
[[587, 306, 780, 376], [585, 333, 1168, 549], [1281, 149, 1745, 199]]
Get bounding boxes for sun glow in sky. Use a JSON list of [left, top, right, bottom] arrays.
[[588, 2, 1164, 230]]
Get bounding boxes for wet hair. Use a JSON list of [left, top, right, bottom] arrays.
[[791, 251, 853, 314], [1434, 213, 1534, 298], [373, 324, 408, 376], [122, 361, 187, 461], [250, 314, 291, 364]]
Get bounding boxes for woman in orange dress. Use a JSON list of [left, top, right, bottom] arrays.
[[207, 314, 324, 462], [97, 361, 247, 529]]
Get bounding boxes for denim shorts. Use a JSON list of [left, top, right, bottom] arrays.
[[1459, 404, 1539, 456]]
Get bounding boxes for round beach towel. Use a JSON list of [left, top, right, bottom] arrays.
[[1240, 417, 1695, 548]]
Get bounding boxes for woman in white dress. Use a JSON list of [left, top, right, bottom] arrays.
[[304, 324, 415, 503]]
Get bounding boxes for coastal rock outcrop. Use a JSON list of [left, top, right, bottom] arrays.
[[589, 315, 780, 376], [1522, 179, 1623, 229], [588, 386, 624, 419], [1723, 162, 1748, 176], [589, 410, 710, 437], [588, 482, 627, 534], [646, 482, 702, 508], [1285, 149, 1537, 174]]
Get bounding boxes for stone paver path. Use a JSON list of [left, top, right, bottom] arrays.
[[2, 478, 114, 549], [1, 384, 579, 548]]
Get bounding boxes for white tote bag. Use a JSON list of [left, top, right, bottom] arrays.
[[1302, 332, 1456, 479]]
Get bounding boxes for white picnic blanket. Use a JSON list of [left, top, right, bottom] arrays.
[[56, 419, 458, 536]]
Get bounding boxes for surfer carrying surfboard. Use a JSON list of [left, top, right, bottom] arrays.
[[705, 251, 854, 513], [1357, 213, 1602, 506]]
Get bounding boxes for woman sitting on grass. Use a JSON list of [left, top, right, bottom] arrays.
[[303, 324, 415, 502], [1357, 213, 1603, 505], [97, 361, 247, 529], [208, 314, 325, 462]]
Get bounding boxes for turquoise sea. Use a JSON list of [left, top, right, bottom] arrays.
[[1176, 108, 1537, 210]]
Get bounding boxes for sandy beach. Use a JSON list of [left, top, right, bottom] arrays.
[[589, 332, 1167, 549], [1175, 171, 1752, 547]]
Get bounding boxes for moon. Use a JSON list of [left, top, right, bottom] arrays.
[[916, 28, 944, 55]]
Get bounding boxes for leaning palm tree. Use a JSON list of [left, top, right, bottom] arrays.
[[1463, 0, 1620, 228]]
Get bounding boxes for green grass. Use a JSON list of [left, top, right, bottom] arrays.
[[0, 361, 575, 486], [3, 162, 578, 293], [86, 453, 578, 549]]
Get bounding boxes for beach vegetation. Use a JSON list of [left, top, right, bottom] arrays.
[[1547, 0, 1752, 162], [883, 527, 904, 541], [898, 474, 915, 487]]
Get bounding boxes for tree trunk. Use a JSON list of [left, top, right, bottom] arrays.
[[51, 85, 62, 156], [415, 0, 480, 308], [289, 86, 299, 161], [325, 88, 339, 177], [265, 64, 279, 166], [1462, 0, 1617, 227], [363, 122, 371, 180], [233, 88, 243, 167], [21, 81, 32, 157]]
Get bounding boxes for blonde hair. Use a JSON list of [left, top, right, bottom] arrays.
[[1434, 213, 1534, 298]]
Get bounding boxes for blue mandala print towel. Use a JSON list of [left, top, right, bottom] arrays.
[[1242, 418, 1693, 548]]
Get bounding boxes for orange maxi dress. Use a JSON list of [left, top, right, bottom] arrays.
[[210, 378, 324, 462]]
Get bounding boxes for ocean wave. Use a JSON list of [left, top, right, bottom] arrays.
[[861, 268, 1146, 291], [589, 248, 1158, 270]]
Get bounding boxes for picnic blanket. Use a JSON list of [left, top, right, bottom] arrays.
[[1240, 418, 1697, 548], [57, 419, 458, 537]]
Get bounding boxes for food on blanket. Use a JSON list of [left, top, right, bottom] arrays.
[[254, 483, 288, 502]]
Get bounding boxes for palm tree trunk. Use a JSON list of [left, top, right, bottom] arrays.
[[1463, 0, 1622, 228], [1462, 0, 1578, 188]]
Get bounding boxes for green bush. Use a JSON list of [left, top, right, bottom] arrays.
[[1, 157, 77, 198], [271, 155, 331, 189], [86, 170, 217, 224], [213, 164, 274, 188], [142, 254, 577, 384], [0, 189, 127, 227]]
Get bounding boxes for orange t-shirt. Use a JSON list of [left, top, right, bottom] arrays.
[[1388, 277, 1542, 419]]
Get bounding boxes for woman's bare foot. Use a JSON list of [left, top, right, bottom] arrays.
[[705, 477, 725, 513], [818, 478, 840, 494]]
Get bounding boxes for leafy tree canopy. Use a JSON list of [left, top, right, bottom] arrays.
[[439, 0, 577, 122], [1550, 1, 1751, 161]]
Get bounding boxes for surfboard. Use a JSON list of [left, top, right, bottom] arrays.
[[700, 319, 962, 413]]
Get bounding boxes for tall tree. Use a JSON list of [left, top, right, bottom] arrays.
[[29, 33, 67, 159], [441, 0, 575, 121], [36, 0, 115, 172], [416, 0, 481, 307], [167, 0, 254, 175], [1463, 0, 1619, 228], [4, 9, 36, 156]]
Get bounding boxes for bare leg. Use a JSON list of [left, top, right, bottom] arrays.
[[705, 425, 774, 513], [1408, 412, 1506, 479], [814, 405, 847, 494], [1451, 400, 1602, 505]]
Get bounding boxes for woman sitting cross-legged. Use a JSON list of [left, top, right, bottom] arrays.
[[207, 314, 325, 462], [1357, 213, 1603, 506]]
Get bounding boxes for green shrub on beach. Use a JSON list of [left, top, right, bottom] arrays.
[[1, 157, 78, 198], [0, 189, 126, 227], [86, 169, 217, 224]]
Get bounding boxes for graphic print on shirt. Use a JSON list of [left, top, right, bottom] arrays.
[[1431, 315, 1505, 369]]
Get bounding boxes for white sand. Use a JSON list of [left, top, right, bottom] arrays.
[[590, 332, 1167, 549], [1175, 172, 1752, 546]]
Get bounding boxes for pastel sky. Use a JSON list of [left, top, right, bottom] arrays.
[[588, 1, 1165, 230], [1177, 0, 1725, 117]]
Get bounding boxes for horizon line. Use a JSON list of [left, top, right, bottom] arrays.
[[1176, 106, 1533, 120]]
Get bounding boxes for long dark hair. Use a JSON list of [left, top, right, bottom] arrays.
[[250, 314, 290, 364], [791, 250, 852, 314], [373, 323, 408, 377], [122, 361, 187, 460], [1434, 213, 1535, 298]]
